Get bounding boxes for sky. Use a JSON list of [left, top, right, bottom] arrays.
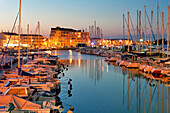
[[0, 0, 169, 38]]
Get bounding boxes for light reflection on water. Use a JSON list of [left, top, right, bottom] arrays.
[[55, 50, 170, 113]]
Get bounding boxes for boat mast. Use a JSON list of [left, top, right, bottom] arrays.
[[167, 6, 169, 58], [123, 14, 125, 47], [137, 10, 139, 52], [128, 12, 130, 52], [18, 0, 21, 69], [157, 0, 159, 53], [162, 12, 164, 58], [150, 11, 153, 56], [144, 6, 147, 49], [139, 11, 141, 52], [38, 21, 40, 59], [27, 24, 29, 63]]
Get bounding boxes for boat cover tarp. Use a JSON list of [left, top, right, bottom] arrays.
[[0, 94, 41, 109], [18, 68, 34, 76], [160, 58, 170, 63]]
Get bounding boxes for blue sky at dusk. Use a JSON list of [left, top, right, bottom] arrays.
[[0, 0, 169, 38]]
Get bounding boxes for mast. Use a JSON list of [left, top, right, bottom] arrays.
[[123, 14, 125, 47], [144, 6, 147, 48], [137, 10, 139, 52], [94, 20, 96, 38], [128, 12, 130, 52], [27, 24, 29, 63], [139, 11, 141, 52], [38, 21, 40, 58], [162, 12, 164, 58], [167, 6, 170, 58], [157, 0, 159, 53], [18, 0, 21, 70], [150, 11, 153, 56]]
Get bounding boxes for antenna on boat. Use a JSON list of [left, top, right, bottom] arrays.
[[18, 0, 21, 73]]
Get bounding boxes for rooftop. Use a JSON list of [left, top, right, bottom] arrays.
[[2, 32, 43, 37], [51, 26, 81, 32]]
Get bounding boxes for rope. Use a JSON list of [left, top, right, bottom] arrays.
[[146, 12, 156, 41], [130, 15, 136, 39], [124, 17, 133, 41], [6, 12, 19, 48]]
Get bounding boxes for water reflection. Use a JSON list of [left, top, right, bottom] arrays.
[[54, 50, 170, 113], [59, 59, 104, 84], [122, 67, 170, 113]]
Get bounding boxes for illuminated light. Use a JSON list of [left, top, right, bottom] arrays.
[[103, 40, 105, 43], [107, 40, 108, 42], [70, 40, 72, 42], [89, 40, 91, 43], [91, 42, 95, 45], [99, 43, 102, 45], [140, 39, 143, 42]]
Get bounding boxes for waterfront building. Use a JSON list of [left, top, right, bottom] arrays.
[[102, 39, 133, 47], [20, 34, 47, 47], [90, 38, 133, 47], [0, 32, 47, 47], [0, 32, 19, 47], [49, 26, 90, 47]]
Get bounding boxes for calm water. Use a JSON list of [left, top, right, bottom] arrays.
[[51, 50, 170, 113]]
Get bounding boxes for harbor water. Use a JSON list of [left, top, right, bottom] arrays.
[[51, 50, 170, 113]]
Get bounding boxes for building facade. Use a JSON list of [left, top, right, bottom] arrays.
[[20, 34, 46, 47], [90, 38, 133, 47], [0, 32, 19, 47], [0, 32, 46, 47], [49, 26, 90, 47]]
